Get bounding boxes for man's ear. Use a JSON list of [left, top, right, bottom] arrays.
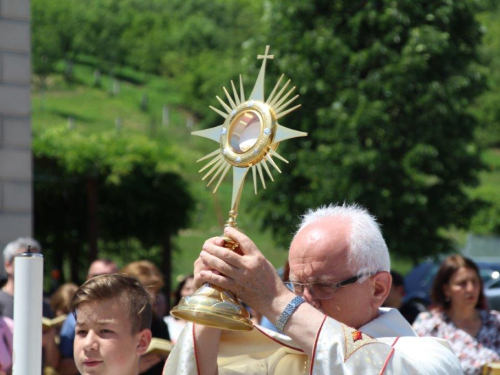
[[136, 329, 152, 355], [371, 272, 392, 308]]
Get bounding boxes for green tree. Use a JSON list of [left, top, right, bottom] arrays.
[[254, 0, 484, 263], [31, 0, 82, 76], [462, 0, 500, 235], [72, 0, 132, 71], [158, 0, 266, 121], [469, 186, 500, 235], [121, 12, 169, 74], [32, 0, 62, 76], [33, 126, 194, 295], [465, 2, 500, 237], [473, 1, 500, 148]]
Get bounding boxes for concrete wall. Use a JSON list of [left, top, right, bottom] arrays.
[[0, 0, 32, 277]]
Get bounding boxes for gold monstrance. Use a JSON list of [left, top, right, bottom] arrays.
[[170, 46, 307, 331]]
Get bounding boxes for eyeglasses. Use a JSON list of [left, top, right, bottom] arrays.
[[285, 274, 368, 300]]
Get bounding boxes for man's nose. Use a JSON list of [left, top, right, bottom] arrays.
[[83, 331, 99, 351]]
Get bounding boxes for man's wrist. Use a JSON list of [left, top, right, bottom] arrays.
[[275, 296, 306, 333], [261, 290, 297, 326]]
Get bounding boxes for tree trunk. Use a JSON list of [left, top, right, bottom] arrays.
[[86, 176, 99, 264], [162, 234, 173, 312], [70, 240, 81, 285], [54, 244, 64, 282]]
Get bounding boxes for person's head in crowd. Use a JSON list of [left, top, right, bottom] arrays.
[[87, 259, 118, 280], [173, 274, 195, 307], [154, 292, 168, 319], [70, 274, 152, 375], [120, 260, 164, 317], [383, 270, 405, 309], [431, 254, 486, 311], [288, 203, 391, 329], [2, 238, 42, 296], [50, 283, 79, 317], [3, 237, 41, 279]]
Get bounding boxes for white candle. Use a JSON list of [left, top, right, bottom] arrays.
[[12, 252, 44, 374]]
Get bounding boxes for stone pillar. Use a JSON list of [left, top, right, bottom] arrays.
[[0, 0, 32, 278]]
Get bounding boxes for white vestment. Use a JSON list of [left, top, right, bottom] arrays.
[[163, 308, 462, 374]]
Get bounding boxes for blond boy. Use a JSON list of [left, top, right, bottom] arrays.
[[70, 274, 152, 375]]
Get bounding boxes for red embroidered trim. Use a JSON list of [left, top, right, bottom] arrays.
[[309, 315, 327, 375], [254, 325, 304, 352], [379, 337, 399, 374], [193, 324, 201, 375], [391, 337, 400, 347], [379, 348, 395, 374]]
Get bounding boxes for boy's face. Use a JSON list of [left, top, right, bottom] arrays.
[[74, 296, 151, 375]]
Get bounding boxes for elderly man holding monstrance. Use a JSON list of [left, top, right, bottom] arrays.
[[164, 47, 462, 375]]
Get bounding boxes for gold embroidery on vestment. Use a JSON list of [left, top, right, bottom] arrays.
[[341, 324, 381, 362]]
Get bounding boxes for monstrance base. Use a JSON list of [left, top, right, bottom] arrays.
[[170, 283, 253, 331]]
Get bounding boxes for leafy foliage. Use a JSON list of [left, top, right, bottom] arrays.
[[33, 126, 194, 284], [473, 2, 500, 148], [31, 0, 265, 122], [468, 149, 500, 236], [33, 125, 182, 181], [466, 1, 500, 236], [254, 0, 485, 262]]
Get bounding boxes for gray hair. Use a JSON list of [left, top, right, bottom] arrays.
[[295, 203, 390, 279], [3, 237, 42, 263]]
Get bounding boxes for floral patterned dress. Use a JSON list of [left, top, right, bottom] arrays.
[[413, 309, 500, 375]]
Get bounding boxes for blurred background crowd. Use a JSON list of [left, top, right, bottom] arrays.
[[0, 237, 197, 374], [1, 236, 499, 374]]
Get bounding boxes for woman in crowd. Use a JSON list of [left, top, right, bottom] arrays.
[[164, 274, 194, 343], [413, 255, 500, 375], [50, 283, 78, 318]]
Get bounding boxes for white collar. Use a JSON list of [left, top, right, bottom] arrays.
[[359, 307, 418, 338]]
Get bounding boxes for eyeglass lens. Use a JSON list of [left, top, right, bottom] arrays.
[[287, 282, 337, 299]]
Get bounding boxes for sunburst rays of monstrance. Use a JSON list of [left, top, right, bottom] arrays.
[[171, 46, 307, 331]]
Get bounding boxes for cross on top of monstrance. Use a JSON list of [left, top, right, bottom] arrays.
[[171, 46, 306, 332], [192, 45, 307, 230], [258, 45, 274, 60]]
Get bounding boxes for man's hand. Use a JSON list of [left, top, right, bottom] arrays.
[[193, 236, 225, 290], [197, 227, 292, 315]]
